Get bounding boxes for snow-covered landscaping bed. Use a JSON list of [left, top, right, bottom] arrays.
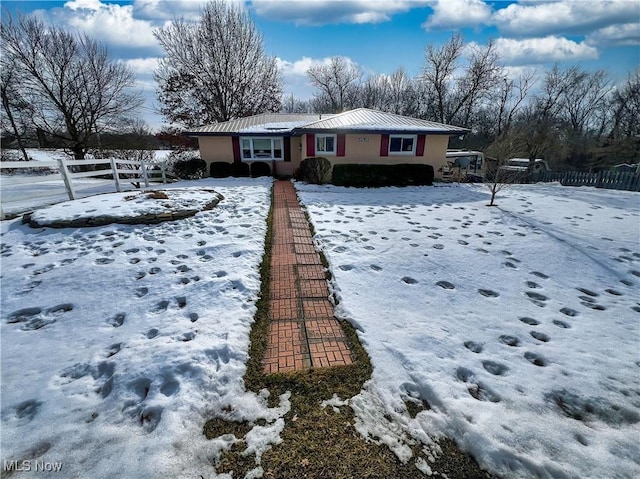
[[296, 182, 640, 479]]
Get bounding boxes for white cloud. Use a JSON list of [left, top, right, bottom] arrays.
[[276, 56, 362, 99], [494, 36, 599, 65], [51, 0, 160, 49], [493, 0, 638, 37], [121, 57, 160, 76], [422, 0, 492, 30], [251, 0, 426, 26], [133, 0, 209, 21], [586, 22, 640, 47]]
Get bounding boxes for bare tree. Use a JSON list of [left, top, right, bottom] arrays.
[[1, 13, 142, 159], [484, 139, 526, 206], [420, 34, 502, 127], [0, 60, 30, 161], [494, 71, 537, 137], [154, 0, 282, 127], [421, 33, 463, 123], [609, 69, 640, 138], [307, 56, 361, 113]]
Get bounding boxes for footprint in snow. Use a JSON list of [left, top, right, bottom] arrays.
[[464, 341, 483, 353], [151, 301, 169, 314], [402, 277, 418, 284], [530, 271, 549, 279], [478, 289, 499, 298], [107, 313, 126, 328], [436, 280, 455, 290], [482, 361, 509, 376], [135, 287, 148, 298], [526, 281, 541, 289], [105, 343, 122, 358], [560, 307, 579, 317], [370, 265, 382, 271], [175, 296, 187, 308], [576, 287, 598, 297], [519, 317, 540, 326], [178, 331, 196, 342], [526, 291, 548, 301], [146, 328, 159, 339], [499, 335, 520, 347], [530, 331, 550, 342], [553, 319, 571, 328], [524, 351, 547, 367], [14, 399, 43, 423], [581, 302, 606, 311]]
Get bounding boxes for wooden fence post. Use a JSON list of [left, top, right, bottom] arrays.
[[110, 157, 122, 192], [161, 161, 167, 184], [57, 157, 76, 200]]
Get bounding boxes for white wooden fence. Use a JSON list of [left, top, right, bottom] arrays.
[[1, 157, 168, 219]]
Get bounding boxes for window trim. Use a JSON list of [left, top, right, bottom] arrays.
[[240, 137, 284, 161], [315, 134, 337, 155], [388, 134, 417, 155]]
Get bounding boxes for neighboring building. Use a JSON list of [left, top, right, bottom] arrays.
[[611, 163, 639, 173], [493, 158, 551, 173], [185, 108, 469, 179]]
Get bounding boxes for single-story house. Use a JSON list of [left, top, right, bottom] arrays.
[[185, 108, 469, 180]]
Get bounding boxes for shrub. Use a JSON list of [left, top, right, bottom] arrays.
[[298, 157, 332, 184], [231, 161, 250, 177], [332, 163, 434, 187], [251, 161, 271, 178], [166, 150, 205, 179], [210, 161, 231, 178]]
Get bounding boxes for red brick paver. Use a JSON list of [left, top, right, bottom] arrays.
[[263, 180, 353, 373]]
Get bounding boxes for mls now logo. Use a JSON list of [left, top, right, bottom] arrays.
[[3, 460, 63, 472]]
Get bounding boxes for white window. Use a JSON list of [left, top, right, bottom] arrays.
[[240, 137, 284, 160], [389, 135, 416, 155], [316, 134, 336, 155]]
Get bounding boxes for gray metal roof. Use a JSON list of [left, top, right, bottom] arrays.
[[298, 108, 468, 134], [186, 113, 334, 135], [186, 108, 468, 136]]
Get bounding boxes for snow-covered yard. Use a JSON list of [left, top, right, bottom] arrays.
[[296, 182, 640, 479], [1, 178, 289, 478], [1, 174, 638, 479]]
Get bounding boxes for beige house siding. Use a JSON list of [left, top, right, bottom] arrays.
[[197, 136, 234, 164], [196, 133, 451, 179], [298, 133, 450, 179]]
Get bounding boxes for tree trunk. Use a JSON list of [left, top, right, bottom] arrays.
[[1, 88, 29, 161]]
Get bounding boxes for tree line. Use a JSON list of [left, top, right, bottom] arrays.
[[2, 0, 638, 169]]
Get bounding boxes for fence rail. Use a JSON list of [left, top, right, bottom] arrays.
[[1, 157, 168, 219], [528, 170, 640, 192]]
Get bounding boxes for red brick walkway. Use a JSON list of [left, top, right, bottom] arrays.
[[263, 180, 354, 374]]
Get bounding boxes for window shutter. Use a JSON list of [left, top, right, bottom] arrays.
[[306, 134, 315, 156], [283, 137, 291, 162], [232, 136, 241, 163], [337, 134, 345, 157], [380, 134, 389, 157], [416, 135, 426, 156]]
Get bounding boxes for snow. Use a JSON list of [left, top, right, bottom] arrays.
[[1, 177, 290, 478], [295, 181, 640, 479], [238, 121, 310, 133], [2, 165, 639, 479], [28, 188, 223, 226]]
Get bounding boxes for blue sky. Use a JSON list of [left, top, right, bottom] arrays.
[[3, 0, 639, 130]]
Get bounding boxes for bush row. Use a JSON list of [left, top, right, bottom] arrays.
[[332, 163, 434, 187], [209, 161, 272, 178]]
